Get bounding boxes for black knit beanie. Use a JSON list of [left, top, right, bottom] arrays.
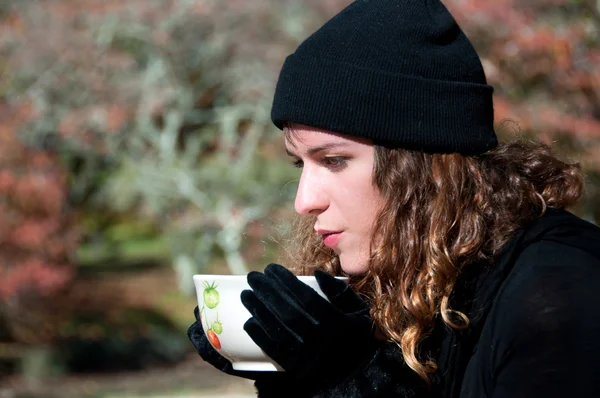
[[271, 0, 497, 155]]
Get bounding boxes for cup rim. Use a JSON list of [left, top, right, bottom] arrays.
[[193, 274, 349, 281]]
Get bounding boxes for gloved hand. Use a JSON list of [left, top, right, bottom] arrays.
[[187, 306, 235, 374], [187, 306, 290, 383], [241, 263, 378, 390]]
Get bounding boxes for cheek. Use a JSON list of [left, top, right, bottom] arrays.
[[334, 196, 380, 251], [352, 188, 383, 232]]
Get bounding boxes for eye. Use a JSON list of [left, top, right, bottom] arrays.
[[289, 157, 348, 170], [321, 157, 348, 170]]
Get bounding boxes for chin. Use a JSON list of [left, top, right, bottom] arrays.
[[339, 255, 369, 275]]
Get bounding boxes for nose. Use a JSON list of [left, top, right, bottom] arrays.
[[294, 168, 329, 216]]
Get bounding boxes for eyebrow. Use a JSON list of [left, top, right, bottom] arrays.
[[285, 142, 351, 157]]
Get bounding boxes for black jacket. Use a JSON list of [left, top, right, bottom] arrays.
[[259, 209, 600, 397], [453, 208, 600, 398]]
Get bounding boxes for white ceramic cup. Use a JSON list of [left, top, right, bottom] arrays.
[[193, 273, 348, 371]]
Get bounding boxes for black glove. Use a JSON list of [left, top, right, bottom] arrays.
[[187, 306, 290, 384], [187, 306, 235, 374], [241, 263, 378, 391]]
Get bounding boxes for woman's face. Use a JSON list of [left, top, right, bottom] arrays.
[[285, 124, 384, 275]]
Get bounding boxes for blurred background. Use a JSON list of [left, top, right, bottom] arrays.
[[0, 0, 598, 397]]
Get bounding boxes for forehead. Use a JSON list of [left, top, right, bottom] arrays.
[[284, 124, 372, 150]]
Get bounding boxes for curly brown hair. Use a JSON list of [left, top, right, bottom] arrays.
[[281, 136, 584, 381]]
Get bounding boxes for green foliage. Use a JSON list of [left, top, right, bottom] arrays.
[[6, 1, 311, 287]]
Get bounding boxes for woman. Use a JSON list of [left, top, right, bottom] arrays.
[[188, 0, 600, 396]]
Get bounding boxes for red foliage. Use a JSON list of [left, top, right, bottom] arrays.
[[443, 0, 600, 165], [0, 259, 73, 300], [0, 101, 80, 305]]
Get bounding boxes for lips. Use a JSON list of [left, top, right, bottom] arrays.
[[315, 229, 341, 235], [316, 229, 343, 247], [323, 232, 342, 247]]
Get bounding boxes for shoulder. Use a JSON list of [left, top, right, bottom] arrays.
[[500, 237, 600, 303], [482, 238, 600, 369], [472, 211, 600, 345], [493, 238, 600, 326], [466, 223, 600, 396], [461, 215, 600, 396], [495, 210, 600, 308]]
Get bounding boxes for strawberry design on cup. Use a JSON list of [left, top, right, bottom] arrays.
[[206, 329, 221, 350], [201, 281, 224, 351], [203, 281, 220, 309]]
